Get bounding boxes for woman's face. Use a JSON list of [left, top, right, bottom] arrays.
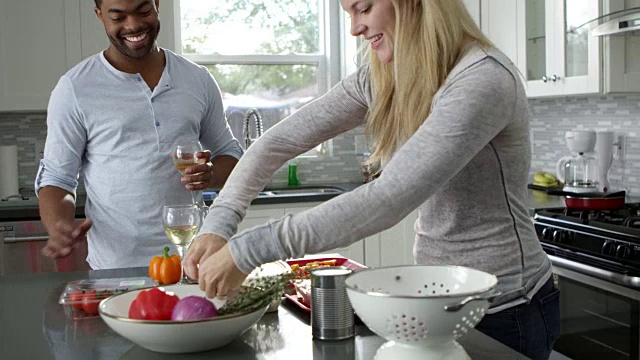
[[341, 0, 396, 64]]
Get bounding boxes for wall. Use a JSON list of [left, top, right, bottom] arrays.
[[0, 112, 365, 196], [2, 93, 639, 196], [529, 94, 640, 195]]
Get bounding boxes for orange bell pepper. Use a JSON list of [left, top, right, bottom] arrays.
[[149, 246, 181, 285]]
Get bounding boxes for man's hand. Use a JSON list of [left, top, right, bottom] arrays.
[[198, 244, 248, 299], [42, 219, 92, 258], [184, 233, 227, 281], [182, 150, 213, 191]]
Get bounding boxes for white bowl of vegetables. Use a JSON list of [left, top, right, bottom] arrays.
[[99, 284, 268, 353]]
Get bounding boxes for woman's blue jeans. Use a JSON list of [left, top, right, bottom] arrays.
[[475, 277, 561, 360]]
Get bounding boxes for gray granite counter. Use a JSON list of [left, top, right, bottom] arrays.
[[1, 185, 582, 222], [1, 267, 528, 359], [526, 189, 566, 216], [0, 183, 363, 221]]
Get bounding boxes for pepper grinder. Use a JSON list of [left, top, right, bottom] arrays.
[[310, 266, 354, 340]]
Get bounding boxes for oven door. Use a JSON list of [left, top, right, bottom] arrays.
[[550, 255, 640, 360], [0, 220, 90, 275]]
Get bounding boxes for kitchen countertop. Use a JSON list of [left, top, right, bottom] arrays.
[[0, 183, 363, 221], [3, 184, 603, 222], [0, 266, 528, 359]]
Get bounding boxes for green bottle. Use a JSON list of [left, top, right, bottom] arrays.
[[288, 162, 300, 186]]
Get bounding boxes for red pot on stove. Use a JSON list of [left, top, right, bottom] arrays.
[[528, 184, 626, 211], [564, 192, 625, 210]]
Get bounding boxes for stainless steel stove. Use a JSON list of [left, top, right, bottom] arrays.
[[534, 204, 640, 360]]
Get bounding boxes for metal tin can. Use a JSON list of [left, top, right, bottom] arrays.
[[310, 266, 354, 340]]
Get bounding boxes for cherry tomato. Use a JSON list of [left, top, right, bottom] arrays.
[[81, 290, 100, 315], [69, 290, 85, 311]]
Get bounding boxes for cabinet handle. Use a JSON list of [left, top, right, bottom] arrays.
[[542, 75, 548, 83], [4, 235, 49, 243], [551, 74, 559, 82]]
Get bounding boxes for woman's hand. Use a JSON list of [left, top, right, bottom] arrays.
[[182, 150, 213, 190], [184, 233, 226, 281], [198, 244, 248, 299]]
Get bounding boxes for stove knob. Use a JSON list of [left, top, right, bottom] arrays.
[[541, 228, 551, 240], [616, 244, 631, 259], [541, 227, 549, 240], [563, 231, 574, 245], [602, 240, 615, 256]]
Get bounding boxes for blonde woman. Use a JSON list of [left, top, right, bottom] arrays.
[[186, 1, 559, 358]]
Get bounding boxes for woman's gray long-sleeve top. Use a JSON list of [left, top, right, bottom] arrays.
[[200, 44, 552, 310]]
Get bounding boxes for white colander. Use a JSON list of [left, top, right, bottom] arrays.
[[345, 265, 499, 360]]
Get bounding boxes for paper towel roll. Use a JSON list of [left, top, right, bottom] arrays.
[[0, 145, 19, 200]]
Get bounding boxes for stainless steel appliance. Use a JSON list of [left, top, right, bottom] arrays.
[[534, 204, 640, 360], [0, 212, 90, 275]]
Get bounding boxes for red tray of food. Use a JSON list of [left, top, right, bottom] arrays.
[[283, 256, 366, 312]]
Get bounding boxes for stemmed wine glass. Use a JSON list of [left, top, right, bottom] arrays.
[[162, 204, 201, 284], [170, 141, 205, 205]]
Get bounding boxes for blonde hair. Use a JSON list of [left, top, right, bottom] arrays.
[[365, 0, 493, 166]]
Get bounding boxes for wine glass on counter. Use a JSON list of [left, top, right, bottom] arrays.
[[162, 204, 201, 284], [170, 141, 206, 206]]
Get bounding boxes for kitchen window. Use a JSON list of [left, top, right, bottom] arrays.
[[176, 0, 357, 157]]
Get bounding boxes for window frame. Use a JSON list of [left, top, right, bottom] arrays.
[[172, 1, 349, 94], [171, 1, 357, 158]]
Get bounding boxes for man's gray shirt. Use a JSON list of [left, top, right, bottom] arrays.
[[36, 50, 243, 269], [201, 44, 551, 310]]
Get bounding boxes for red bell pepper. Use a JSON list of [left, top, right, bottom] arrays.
[[128, 287, 179, 320]]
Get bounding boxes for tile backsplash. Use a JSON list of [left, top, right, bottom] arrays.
[[0, 112, 366, 195], [529, 94, 640, 195], [1, 93, 639, 196]]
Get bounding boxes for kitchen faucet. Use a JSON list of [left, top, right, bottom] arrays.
[[243, 108, 264, 149]]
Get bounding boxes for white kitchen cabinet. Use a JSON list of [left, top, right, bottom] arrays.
[[462, 0, 482, 27], [515, 0, 601, 97], [364, 211, 418, 268], [481, 0, 520, 65], [0, 0, 176, 112], [0, 0, 80, 111], [602, 0, 640, 93]]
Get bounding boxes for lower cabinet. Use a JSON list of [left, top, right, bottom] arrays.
[[364, 211, 418, 268], [237, 202, 418, 268]]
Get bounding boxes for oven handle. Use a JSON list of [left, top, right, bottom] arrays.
[[548, 254, 640, 289], [4, 236, 49, 243]]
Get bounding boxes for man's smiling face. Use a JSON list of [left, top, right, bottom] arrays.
[[96, 0, 161, 60]]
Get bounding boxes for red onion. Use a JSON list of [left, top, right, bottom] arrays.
[[171, 296, 218, 321]]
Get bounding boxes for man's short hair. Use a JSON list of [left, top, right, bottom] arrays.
[[94, 0, 102, 9]]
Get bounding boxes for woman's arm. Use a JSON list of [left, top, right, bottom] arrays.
[[227, 57, 521, 274]]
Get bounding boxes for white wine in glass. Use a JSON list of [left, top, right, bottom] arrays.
[[162, 205, 201, 284], [170, 141, 205, 204], [164, 225, 199, 247]]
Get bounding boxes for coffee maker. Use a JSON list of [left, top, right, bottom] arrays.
[[556, 131, 598, 193], [556, 130, 616, 193], [595, 131, 615, 192]]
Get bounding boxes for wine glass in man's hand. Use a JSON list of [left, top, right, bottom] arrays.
[[169, 141, 207, 204]]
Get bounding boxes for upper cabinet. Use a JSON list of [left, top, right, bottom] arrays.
[[0, 0, 80, 112], [516, 0, 601, 97], [482, 0, 640, 98], [602, 0, 640, 93], [0, 0, 176, 112], [481, 0, 520, 66]]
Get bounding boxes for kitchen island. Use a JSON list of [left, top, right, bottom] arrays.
[[1, 267, 529, 359]]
